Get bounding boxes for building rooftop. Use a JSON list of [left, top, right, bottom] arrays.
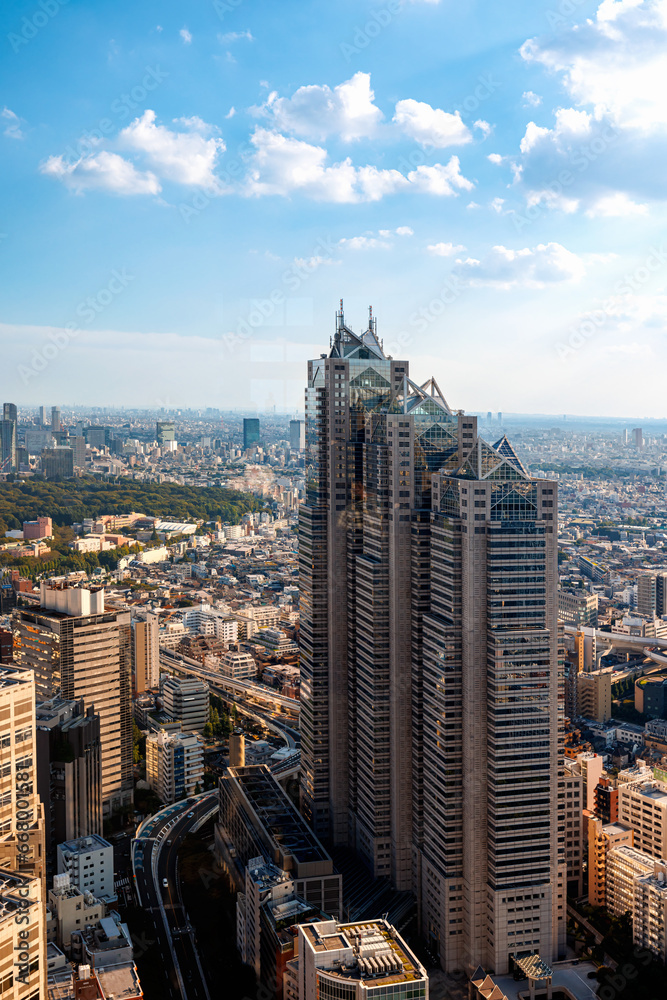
[[302, 919, 427, 987], [229, 765, 331, 867]]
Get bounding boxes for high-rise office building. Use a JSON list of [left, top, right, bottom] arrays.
[[1, 403, 17, 472], [160, 674, 209, 732], [35, 697, 102, 866], [299, 305, 564, 975], [39, 405, 47, 426], [243, 417, 260, 450], [15, 582, 133, 817], [632, 427, 643, 449], [51, 406, 61, 433], [132, 615, 160, 693], [156, 420, 176, 446], [41, 446, 74, 479], [0, 665, 46, 882], [289, 419, 305, 451]]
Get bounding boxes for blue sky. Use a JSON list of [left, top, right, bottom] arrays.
[[2, 0, 667, 415]]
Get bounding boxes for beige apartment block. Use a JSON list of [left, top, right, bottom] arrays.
[[617, 781, 667, 859], [14, 583, 132, 816], [0, 666, 45, 884]]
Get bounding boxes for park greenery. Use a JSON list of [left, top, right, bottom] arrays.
[[0, 477, 265, 578], [0, 476, 264, 535]]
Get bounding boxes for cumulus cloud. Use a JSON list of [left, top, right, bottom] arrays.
[[452, 243, 586, 289], [522, 91, 542, 107], [427, 242, 466, 256], [515, 1, 667, 211], [40, 151, 161, 196], [393, 99, 471, 148], [244, 129, 473, 202], [120, 111, 226, 190], [2, 107, 24, 140], [521, 0, 667, 131], [585, 192, 649, 217], [406, 158, 474, 196], [180, 27, 192, 44], [260, 72, 383, 141]]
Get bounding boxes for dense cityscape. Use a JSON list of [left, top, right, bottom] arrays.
[[0, 308, 666, 1000], [3, 0, 666, 998]]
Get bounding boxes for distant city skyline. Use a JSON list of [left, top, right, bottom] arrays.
[[2, 1, 667, 415]]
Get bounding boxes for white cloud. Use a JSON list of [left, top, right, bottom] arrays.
[[339, 235, 391, 250], [225, 107, 236, 119], [245, 128, 410, 202], [427, 242, 466, 256], [514, 2, 667, 211], [407, 158, 474, 196], [452, 242, 586, 289], [2, 107, 24, 140], [522, 91, 542, 107], [219, 30, 254, 43], [488, 153, 503, 165], [339, 227, 413, 250], [393, 98, 471, 148], [585, 192, 649, 217], [120, 111, 226, 190], [261, 72, 383, 141], [521, 0, 667, 132], [490, 197, 505, 213], [180, 27, 192, 44], [40, 151, 161, 196]]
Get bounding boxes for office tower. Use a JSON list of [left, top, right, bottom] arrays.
[[3, 402, 17, 425], [51, 406, 61, 433], [85, 426, 106, 449], [35, 698, 102, 865], [146, 730, 204, 803], [160, 674, 209, 731], [299, 305, 563, 975], [132, 615, 160, 693], [637, 573, 658, 616], [70, 434, 86, 469], [41, 446, 74, 479], [243, 417, 260, 450], [39, 405, 47, 426], [156, 420, 175, 445], [0, 665, 46, 881], [0, 403, 17, 472], [289, 419, 305, 451], [0, 665, 47, 997], [633, 427, 643, 449], [15, 582, 132, 817]]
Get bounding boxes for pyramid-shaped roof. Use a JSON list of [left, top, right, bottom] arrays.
[[493, 434, 529, 476]]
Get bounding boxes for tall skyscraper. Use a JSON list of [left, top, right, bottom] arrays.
[[633, 427, 643, 449], [39, 405, 47, 426], [0, 664, 47, 997], [243, 417, 260, 450], [299, 305, 564, 975], [290, 419, 305, 451], [1, 402, 17, 472], [14, 582, 133, 817], [51, 406, 61, 433], [132, 614, 160, 693]]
